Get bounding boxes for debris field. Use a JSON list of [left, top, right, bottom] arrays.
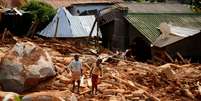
[[0, 36, 201, 101]]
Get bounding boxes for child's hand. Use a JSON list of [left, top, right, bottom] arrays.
[[100, 75, 103, 78]]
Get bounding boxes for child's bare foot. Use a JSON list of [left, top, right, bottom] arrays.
[[90, 91, 94, 96]]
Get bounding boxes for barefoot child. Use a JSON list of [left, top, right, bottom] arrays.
[[68, 54, 83, 94], [90, 59, 103, 95]]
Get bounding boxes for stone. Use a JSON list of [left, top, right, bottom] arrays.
[[109, 96, 122, 101], [158, 63, 176, 80], [0, 41, 56, 92], [22, 91, 67, 101], [117, 61, 127, 66], [162, 67, 176, 80], [0, 91, 20, 101]]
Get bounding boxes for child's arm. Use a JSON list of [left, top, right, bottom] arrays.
[[64, 62, 71, 73]]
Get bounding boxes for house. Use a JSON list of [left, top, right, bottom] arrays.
[[98, 4, 128, 50], [67, 3, 112, 15], [152, 24, 201, 62], [0, 8, 32, 35], [41, 0, 122, 16], [124, 3, 193, 13], [42, 0, 123, 7], [39, 7, 101, 38], [110, 2, 198, 61], [125, 13, 201, 61], [95, 2, 196, 53]]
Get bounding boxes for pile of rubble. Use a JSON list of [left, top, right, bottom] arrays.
[[0, 37, 201, 101]]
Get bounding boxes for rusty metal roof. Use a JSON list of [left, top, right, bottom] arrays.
[[41, 0, 123, 8]]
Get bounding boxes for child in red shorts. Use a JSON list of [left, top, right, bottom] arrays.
[[90, 59, 103, 95]]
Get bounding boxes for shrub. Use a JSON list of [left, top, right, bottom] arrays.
[[21, 0, 56, 33], [21, 0, 56, 23]]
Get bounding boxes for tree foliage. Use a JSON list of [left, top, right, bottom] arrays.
[[21, 0, 56, 23]]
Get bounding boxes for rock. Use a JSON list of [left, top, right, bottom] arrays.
[[0, 41, 56, 92], [0, 91, 20, 101], [158, 64, 176, 80], [109, 96, 122, 101], [182, 88, 195, 99], [197, 82, 201, 95], [22, 91, 67, 101], [57, 75, 71, 84], [117, 61, 127, 66], [70, 93, 77, 101], [162, 67, 176, 80], [132, 89, 145, 97]]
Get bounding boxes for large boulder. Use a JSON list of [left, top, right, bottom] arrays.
[[0, 41, 56, 92]]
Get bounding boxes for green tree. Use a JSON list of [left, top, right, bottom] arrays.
[[21, 0, 55, 23], [21, 0, 56, 35]]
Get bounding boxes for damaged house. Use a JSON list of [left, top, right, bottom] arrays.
[[39, 7, 100, 38], [126, 13, 201, 62], [0, 8, 32, 35], [42, 0, 122, 15], [153, 23, 201, 63], [98, 4, 128, 50], [124, 3, 201, 61], [91, 2, 200, 61]]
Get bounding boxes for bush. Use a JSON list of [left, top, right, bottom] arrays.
[[21, 0, 56, 23], [21, 0, 56, 33]]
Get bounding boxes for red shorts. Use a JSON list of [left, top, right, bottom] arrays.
[[92, 74, 100, 85]]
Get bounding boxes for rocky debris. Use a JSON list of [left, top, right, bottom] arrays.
[[0, 91, 20, 101], [22, 90, 69, 101], [0, 37, 201, 101], [159, 64, 176, 80], [0, 41, 56, 92]]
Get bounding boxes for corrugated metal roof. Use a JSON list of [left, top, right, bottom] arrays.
[[153, 26, 200, 48], [124, 3, 193, 13], [126, 13, 201, 43], [41, 0, 123, 8], [39, 7, 100, 38]]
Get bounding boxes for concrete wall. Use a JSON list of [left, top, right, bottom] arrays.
[[111, 18, 129, 51], [100, 8, 128, 51]]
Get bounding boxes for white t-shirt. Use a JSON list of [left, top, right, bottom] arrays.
[[68, 60, 82, 73]]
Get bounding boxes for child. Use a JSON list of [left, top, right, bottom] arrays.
[[90, 59, 103, 95], [68, 54, 83, 93]]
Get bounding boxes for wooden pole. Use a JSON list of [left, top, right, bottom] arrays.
[[54, 17, 60, 37], [176, 52, 186, 64], [164, 51, 174, 63], [111, 75, 161, 101]]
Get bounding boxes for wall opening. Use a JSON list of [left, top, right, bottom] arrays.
[[131, 37, 151, 62]]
